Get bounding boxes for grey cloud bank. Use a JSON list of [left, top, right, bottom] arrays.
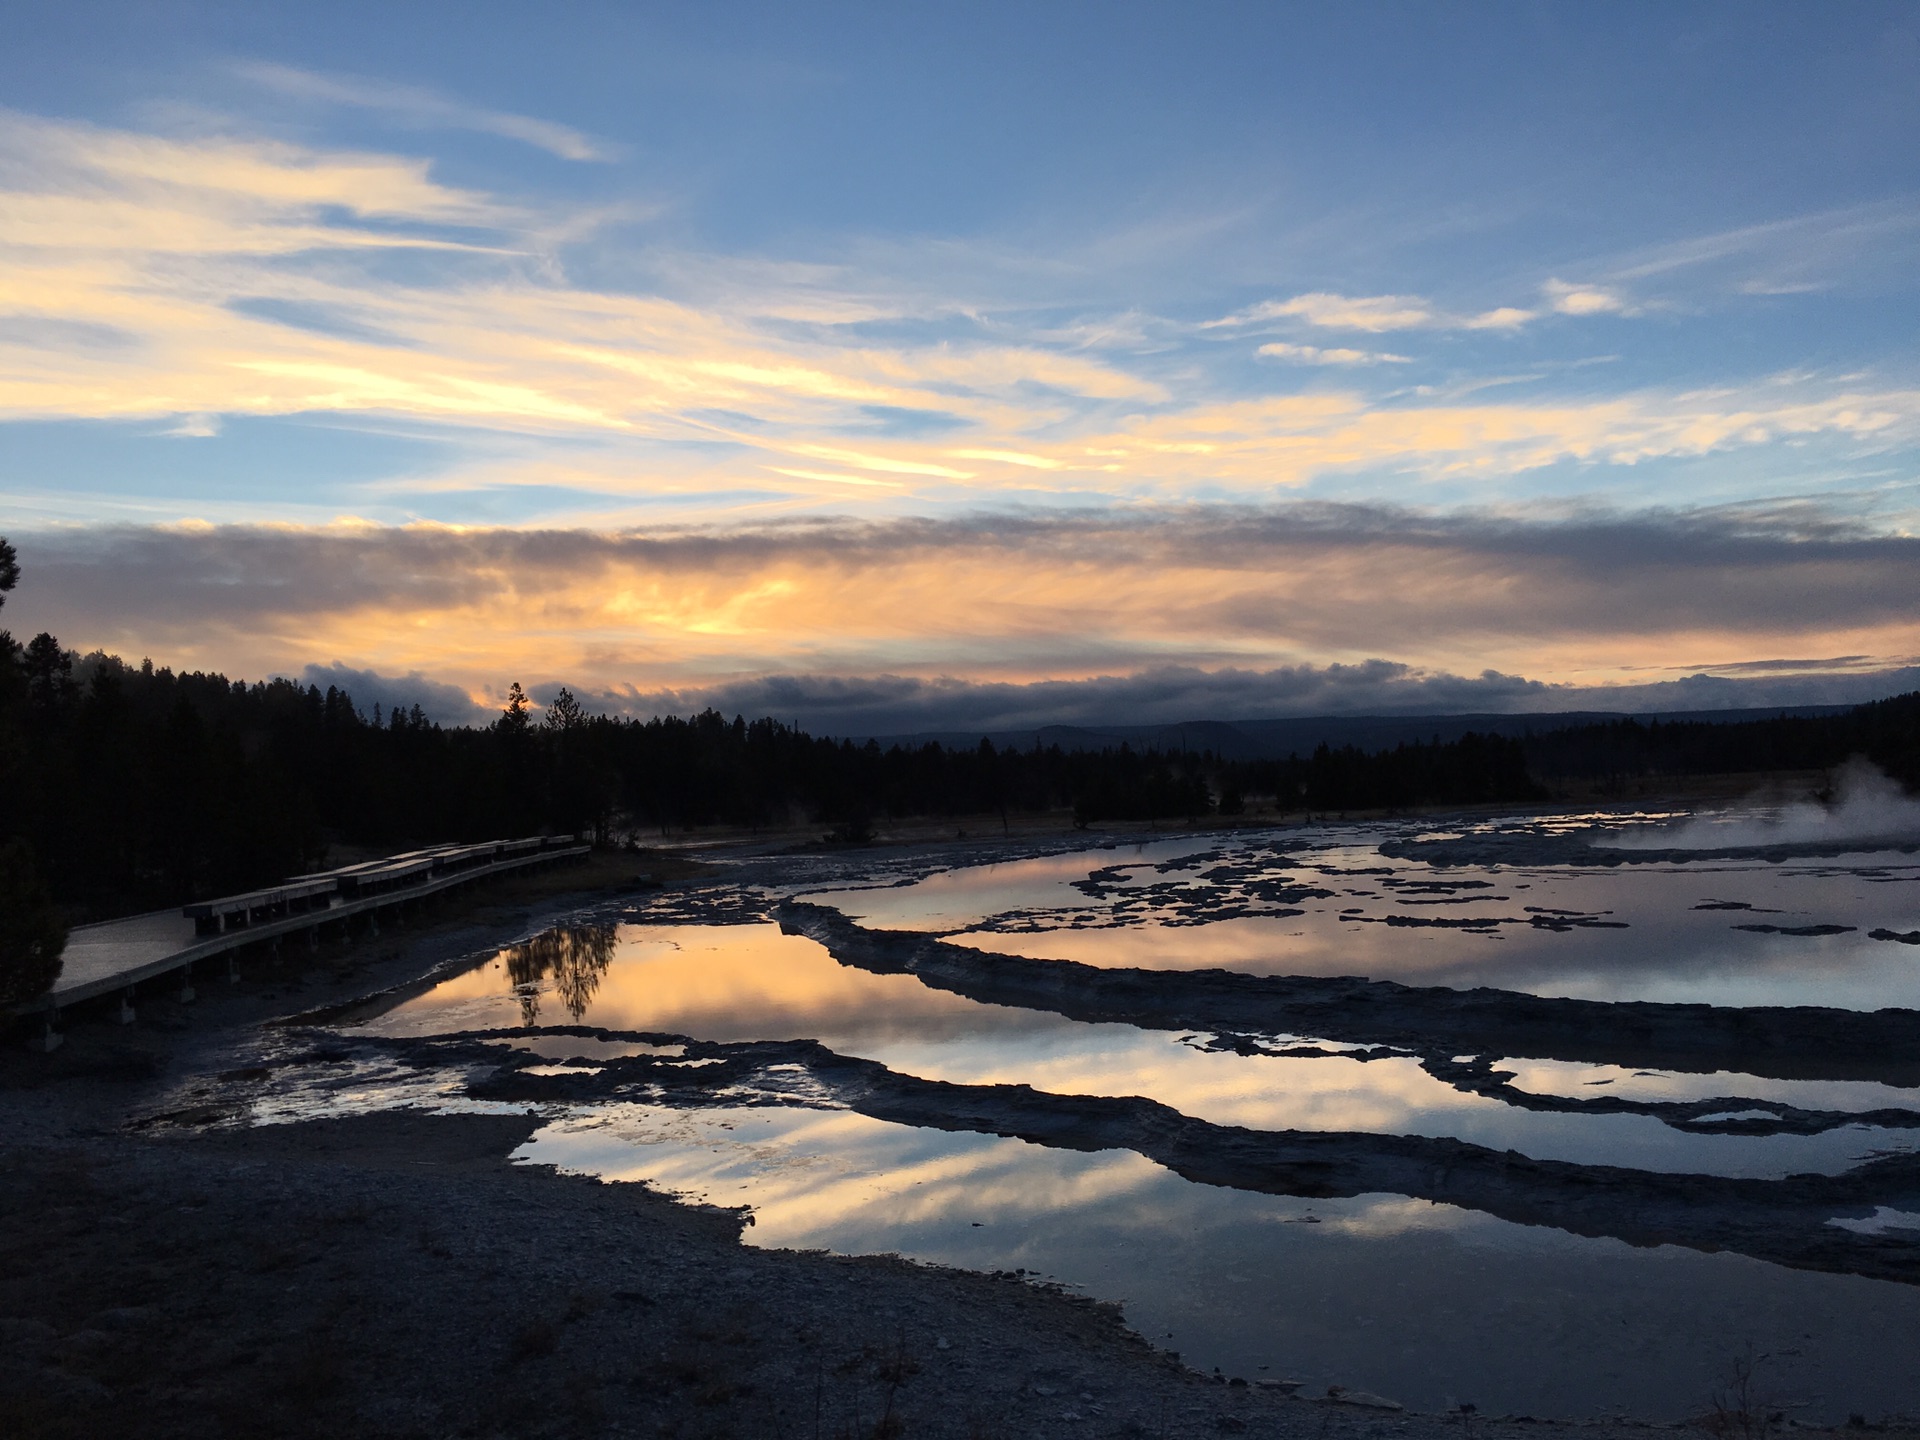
[[12, 500, 1920, 636], [246, 656, 1920, 735], [559, 662, 1920, 738], [298, 662, 495, 726]]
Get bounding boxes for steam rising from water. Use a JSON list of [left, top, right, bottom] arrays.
[[1606, 759, 1920, 851]]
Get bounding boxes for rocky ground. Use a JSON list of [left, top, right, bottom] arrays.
[[4, 851, 1912, 1439]]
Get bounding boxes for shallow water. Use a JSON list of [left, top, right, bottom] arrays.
[[334, 814, 1920, 1420], [517, 1102, 1920, 1422], [813, 833, 1920, 1010], [369, 921, 1909, 1177]]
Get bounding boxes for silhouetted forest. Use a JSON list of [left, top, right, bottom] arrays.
[[1516, 699, 1920, 792], [1, 534, 1915, 924], [0, 626, 1539, 919]]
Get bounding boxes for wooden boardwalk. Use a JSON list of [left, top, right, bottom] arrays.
[[21, 835, 590, 1036]]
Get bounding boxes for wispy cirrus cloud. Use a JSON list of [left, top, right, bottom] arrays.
[[1215, 291, 1438, 332], [235, 62, 616, 162], [1602, 200, 1920, 293], [0, 108, 505, 233], [1500, 202, 1920, 320], [1543, 278, 1633, 316], [1208, 275, 1660, 336], [0, 111, 1159, 477], [1207, 291, 1535, 333], [3, 107, 1919, 530], [1025, 383, 1920, 494], [1210, 204, 1920, 347], [1256, 342, 1410, 366]]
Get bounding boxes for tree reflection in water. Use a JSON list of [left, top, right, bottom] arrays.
[[503, 924, 618, 1024]]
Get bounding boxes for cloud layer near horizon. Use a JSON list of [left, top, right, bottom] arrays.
[[170, 653, 1920, 735], [545, 662, 1920, 738], [8, 502, 1918, 729]]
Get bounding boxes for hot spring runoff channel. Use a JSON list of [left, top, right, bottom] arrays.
[[275, 812, 1920, 1422]]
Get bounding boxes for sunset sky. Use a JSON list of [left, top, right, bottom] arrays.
[[4, 2, 1919, 730]]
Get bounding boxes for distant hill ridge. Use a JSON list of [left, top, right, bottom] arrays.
[[856, 704, 1861, 761]]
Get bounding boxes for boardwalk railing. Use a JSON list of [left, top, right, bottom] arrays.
[[17, 834, 591, 1043]]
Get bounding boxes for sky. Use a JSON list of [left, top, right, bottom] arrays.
[[3, 1, 1920, 731]]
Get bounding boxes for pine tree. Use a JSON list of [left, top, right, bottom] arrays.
[[543, 687, 584, 732], [499, 682, 531, 734]]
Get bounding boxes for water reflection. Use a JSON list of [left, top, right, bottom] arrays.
[[503, 923, 618, 1023], [373, 921, 1911, 1177], [515, 1102, 1920, 1424], [343, 816, 1920, 1423], [378, 922, 1030, 1045], [809, 837, 1222, 932], [1500, 1059, 1920, 1113], [816, 834, 1920, 1011]]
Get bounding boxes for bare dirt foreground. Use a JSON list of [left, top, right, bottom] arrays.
[[1, 864, 1906, 1440]]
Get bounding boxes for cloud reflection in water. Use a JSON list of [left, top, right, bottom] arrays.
[[375, 919, 1905, 1177]]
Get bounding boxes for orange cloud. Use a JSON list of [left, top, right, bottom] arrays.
[[15, 511, 1920, 712]]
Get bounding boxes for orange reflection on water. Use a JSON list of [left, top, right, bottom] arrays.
[[520, 1105, 1166, 1244], [375, 922, 1489, 1135], [941, 914, 1619, 994], [377, 921, 1040, 1045], [370, 921, 1890, 1173]]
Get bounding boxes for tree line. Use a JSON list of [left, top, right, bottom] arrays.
[[0, 634, 1542, 929], [1516, 700, 1920, 791]]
